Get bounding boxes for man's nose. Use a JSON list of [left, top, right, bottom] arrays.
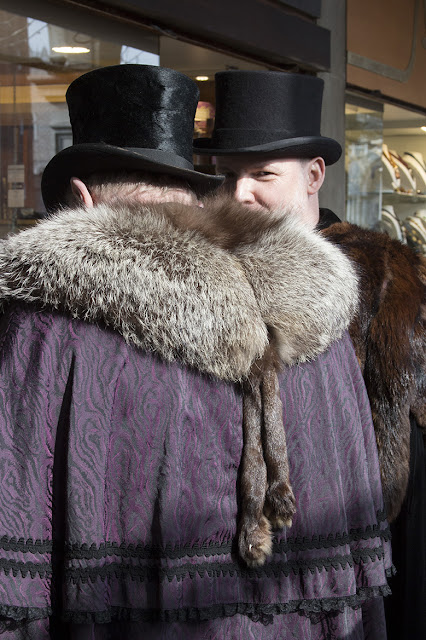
[[234, 177, 256, 204]]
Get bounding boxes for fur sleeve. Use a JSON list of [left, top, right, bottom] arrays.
[[323, 221, 426, 520]]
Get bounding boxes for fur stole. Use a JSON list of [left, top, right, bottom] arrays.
[[323, 221, 426, 522], [0, 197, 358, 381], [0, 197, 359, 566]]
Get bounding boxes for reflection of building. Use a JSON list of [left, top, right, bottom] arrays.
[[0, 1, 425, 246], [0, 0, 336, 234], [0, 6, 163, 229], [194, 101, 215, 137]]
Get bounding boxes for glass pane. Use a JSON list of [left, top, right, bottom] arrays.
[[0, 5, 159, 236], [0, 2, 266, 236], [345, 102, 383, 229]]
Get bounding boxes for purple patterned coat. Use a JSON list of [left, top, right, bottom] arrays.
[[0, 201, 391, 638]]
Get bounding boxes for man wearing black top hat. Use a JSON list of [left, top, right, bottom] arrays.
[[0, 64, 393, 639], [193, 71, 341, 230], [194, 69, 426, 640]]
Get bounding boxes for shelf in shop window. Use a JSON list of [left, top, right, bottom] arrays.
[[382, 192, 426, 205]]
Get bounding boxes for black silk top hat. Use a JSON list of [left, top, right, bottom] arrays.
[[193, 71, 342, 165], [41, 64, 222, 211]]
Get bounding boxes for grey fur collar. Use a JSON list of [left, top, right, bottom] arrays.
[[0, 199, 358, 380]]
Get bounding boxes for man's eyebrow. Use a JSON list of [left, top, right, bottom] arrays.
[[249, 160, 278, 170], [218, 163, 270, 172]]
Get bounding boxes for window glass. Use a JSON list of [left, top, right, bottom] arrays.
[[345, 94, 426, 254], [0, 3, 265, 235]]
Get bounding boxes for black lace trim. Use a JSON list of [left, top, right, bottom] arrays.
[[274, 522, 390, 555], [66, 547, 387, 584], [0, 510, 389, 560], [0, 603, 52, 623], [0, 558, 51, 579], [0, 548, 392, 586], [64, 526, 391, 562], [0, 547, 390, 584], [0, 526, 391, 583], [65, 513, 390, 562], [59, 584, 392, 626], [66, 537, 234, 561], [0, 583, 393, 627], [0, 536, 52, 554]]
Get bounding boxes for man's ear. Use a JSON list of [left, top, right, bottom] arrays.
[[306, 157, 326, 195], [70, 177, 94, 208]]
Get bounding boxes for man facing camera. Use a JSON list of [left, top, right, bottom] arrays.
[[195, 69, 425, 640]]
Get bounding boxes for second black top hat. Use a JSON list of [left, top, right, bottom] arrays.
[[193, 71, 342, 165]]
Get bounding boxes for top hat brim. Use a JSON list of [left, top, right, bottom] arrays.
[[42, 144, 223, 212], [193, 136, 342, 166]]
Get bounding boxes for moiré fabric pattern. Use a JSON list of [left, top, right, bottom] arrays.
[[0, 304, 391, 638]]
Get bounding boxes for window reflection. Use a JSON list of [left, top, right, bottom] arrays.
[[0, 4, 264, 234]]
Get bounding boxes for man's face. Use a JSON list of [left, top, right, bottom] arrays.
[[216, 155, 318, 228]]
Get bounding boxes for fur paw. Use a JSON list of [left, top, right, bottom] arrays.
[[239, 515, 273, 567], [264, 483, 296, 530]]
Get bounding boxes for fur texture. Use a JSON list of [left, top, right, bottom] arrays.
[[0, 197, 358, 380], [323, 222, 426, 522], [239, 339, 295, 567], [160, 196, 359, 365], [0, 198, 359, 566]]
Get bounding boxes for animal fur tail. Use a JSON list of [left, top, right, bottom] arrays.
[[239, 340, 295, 567]]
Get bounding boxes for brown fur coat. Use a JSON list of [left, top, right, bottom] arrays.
[[323, 222, 426, 522]]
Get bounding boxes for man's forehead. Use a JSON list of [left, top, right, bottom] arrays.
[[216, 155, 302, 172]]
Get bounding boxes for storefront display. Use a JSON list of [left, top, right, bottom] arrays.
[[402, 151, 426, 192], [382, 144, 416, 195], [345, 96, 426, 254], [2, 0, 425, 253], [401, 211, 426, 253], [378, 205, 405, 241]]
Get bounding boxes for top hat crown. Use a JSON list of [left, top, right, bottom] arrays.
[[42, 64, 222, 211], [193, 70, 341, 165]]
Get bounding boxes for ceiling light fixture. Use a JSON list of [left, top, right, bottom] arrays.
[[421, 126, 426, 132], [52, 46, 90, 54], [195, 75, 209, 81]]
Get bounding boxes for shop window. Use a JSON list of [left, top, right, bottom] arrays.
[[345, 94, 426, 254], [0, 2, 266, 236], [54, 128, 72, 154], [345, 97, 384, 230], [380, 103, 426, 253], [0, 6, 159, 234]]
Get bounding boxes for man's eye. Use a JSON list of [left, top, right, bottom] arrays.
[[255, 171, 273, 178]]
